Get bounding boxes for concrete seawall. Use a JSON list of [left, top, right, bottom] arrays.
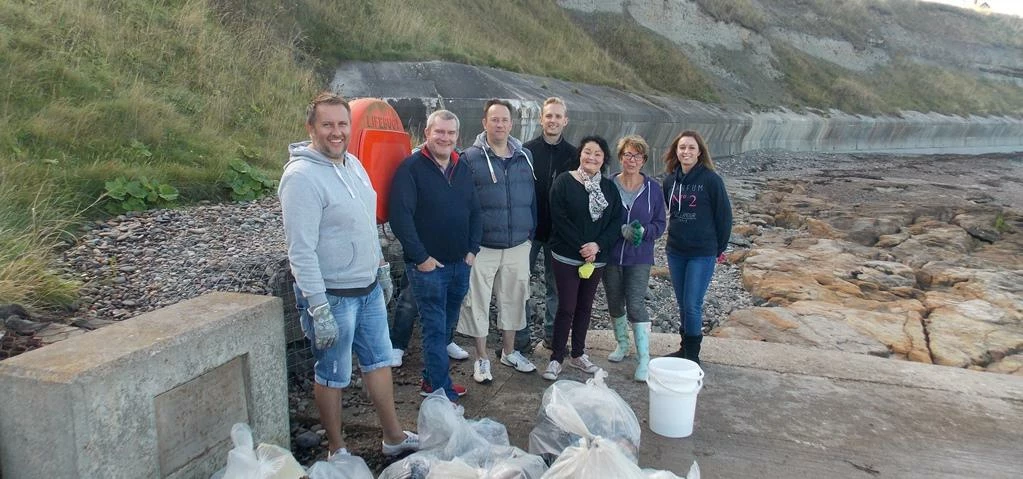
[[332, 61, 1023, 161]]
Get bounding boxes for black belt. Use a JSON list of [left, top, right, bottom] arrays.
[[326, 279, 377, 297]]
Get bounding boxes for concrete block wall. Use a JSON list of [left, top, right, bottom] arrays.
[[0, 292, 288, 479], [331, 61, 1023, 166]]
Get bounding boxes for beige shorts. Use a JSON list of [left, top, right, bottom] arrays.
[[456, 241, 531, 338]]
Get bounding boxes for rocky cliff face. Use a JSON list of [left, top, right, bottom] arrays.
[[557, 0, 1023, 109]]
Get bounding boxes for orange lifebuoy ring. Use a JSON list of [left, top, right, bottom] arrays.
[[348, 98, 411, 224]]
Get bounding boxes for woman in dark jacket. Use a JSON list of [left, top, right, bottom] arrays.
[[661, 131, 732, 365], [604, 135, 666, 382], [543, 135, 623, 381]]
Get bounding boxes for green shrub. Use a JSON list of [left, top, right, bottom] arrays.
[[103, 177, 179, 213], [225, 158, 277, 202], [994, 213, 1009, 233]]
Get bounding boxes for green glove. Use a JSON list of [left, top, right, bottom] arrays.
[[630, 220, 644, 246]]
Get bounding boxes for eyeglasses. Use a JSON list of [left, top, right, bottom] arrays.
[[621, 152, 645, 161]]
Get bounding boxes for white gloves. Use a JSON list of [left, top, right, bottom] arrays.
[[378, 263, 393, 302], [308, 302, 339, 350]]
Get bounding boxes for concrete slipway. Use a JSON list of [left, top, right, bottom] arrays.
[[367, 331, 1023, 478]]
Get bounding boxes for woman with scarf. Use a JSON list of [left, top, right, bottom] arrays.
[[542, 135, 623, 381], [604, 135, 666, 382], [661, 131, 733, 365]]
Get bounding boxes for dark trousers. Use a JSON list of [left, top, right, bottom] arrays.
[[550, 260, 604, 363], [603, 264, 652, 323], [390, 278, 457, 351]]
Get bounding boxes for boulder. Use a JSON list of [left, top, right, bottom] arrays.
[[714, 299, 930, 363], [924, 291, 1023, 368], [951, 212, 1002, 243]]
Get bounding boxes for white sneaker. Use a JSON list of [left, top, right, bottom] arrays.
[[447, 342, 470, 360], [500, 350, 537, 373], [381, 431, 419, 456], [473, 358, 493, 384], [328, 447, 350, 459], [542, 360, 562, 381], [391, 348, 405, 367], [568, 354, 600, 374]]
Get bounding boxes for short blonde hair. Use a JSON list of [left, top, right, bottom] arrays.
[[616, 135, 649, 162], [542, 97, 567, 110]]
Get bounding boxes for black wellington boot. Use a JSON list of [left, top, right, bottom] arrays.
[[665, 338, 685, 358], [683, 335, 703, 365]]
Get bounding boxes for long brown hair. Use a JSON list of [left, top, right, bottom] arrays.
[[663, 130, 714, 174]]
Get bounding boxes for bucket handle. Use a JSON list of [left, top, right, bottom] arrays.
[[648, 371, 703, 395], [649, 359, 704, 382], [652, 368, 704, 382]]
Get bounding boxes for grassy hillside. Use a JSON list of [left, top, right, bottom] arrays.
[[0, 0, 316, 306], [2, 0, 1022, 308], [0, 0, 716, 308], [263, 0, 716, 99]]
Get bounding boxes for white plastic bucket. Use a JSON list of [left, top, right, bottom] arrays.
[[647, 357, 704, 438]]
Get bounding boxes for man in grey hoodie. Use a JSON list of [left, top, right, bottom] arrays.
[[279, 91, 417, 458]]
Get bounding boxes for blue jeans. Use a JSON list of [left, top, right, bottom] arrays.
[[406, 261, 470, 402], [666, 253, 716, 337], [391, 276, 458, 351], [294, 284, 394, 389], [516, 241, 557, 348]]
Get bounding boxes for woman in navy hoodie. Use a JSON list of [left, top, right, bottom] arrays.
[[661, 131, 732, 365], [604, 135, 666, 382]]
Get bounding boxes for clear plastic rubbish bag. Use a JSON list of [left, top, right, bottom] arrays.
[[541, 436, 645, 479], [543, 438, 699, 479], [306, 452, 374, 479], [471, 418, 510, 447], [381, 391, 546, 479], [211, 423, 305, 479], [428, 446, 547, 479], [644, 461, 700, 479], [528, 370, 641, 463], [417, 389, 509, 457]]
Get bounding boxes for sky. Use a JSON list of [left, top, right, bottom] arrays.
[[918, 0, 1023, 17]]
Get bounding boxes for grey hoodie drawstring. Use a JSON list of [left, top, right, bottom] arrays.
[[482, 147, 498, 184], [482, 138, 536, 183], [331, 161, 356, 199], [331, 157, 375, 232]]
